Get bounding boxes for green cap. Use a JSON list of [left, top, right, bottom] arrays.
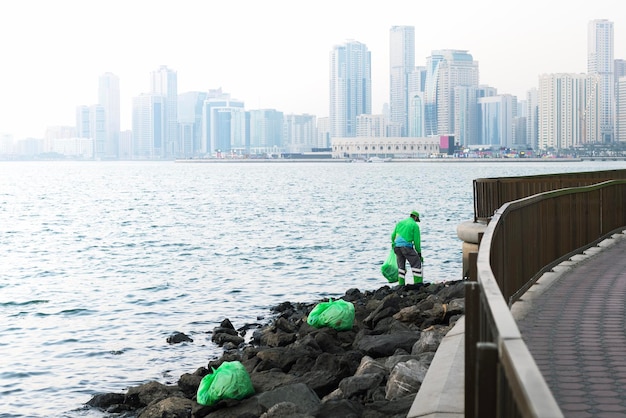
[[410, 210, 420, 221]]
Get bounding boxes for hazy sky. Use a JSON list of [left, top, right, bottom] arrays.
[[0, 0, 623, 139]]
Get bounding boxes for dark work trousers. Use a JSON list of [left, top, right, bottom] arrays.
[[394, 246, 422, 282]]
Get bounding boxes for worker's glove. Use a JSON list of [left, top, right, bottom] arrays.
[[418, 252, 424, 263]]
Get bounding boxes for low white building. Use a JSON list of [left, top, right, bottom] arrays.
[[331, 136, 440, 159]]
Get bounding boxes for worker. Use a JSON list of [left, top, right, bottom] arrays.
[[391, 210, 423, 285]]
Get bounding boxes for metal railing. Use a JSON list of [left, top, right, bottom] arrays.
[[465, 179, 626, 417], [473, 169, 626, 222]]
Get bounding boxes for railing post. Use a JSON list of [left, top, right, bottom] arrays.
[[465, 282, 480, 418], [469, 251, 478, 282], [476, 342, 498, 418]]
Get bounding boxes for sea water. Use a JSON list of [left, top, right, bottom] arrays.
[[1, 159, 624, 417]]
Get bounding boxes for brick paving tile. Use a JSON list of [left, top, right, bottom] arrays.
[[590, 398, 623, 405], [595, 404, 626, 413], [559, 383, 586, 390], [561, 403, 594, 412], [565, 413, 594, 418], [588, 377, 617, 384], [560, 389, 589, 397], [589, 390, 621, 397]]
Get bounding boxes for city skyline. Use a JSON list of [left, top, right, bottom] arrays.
[[0, 0, 624, 140]]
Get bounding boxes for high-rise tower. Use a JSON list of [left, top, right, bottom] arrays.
[[151, 66, 178, 157], [424, 50, 479, 137], [329, 40, 371, 138], [538, 73, 600, 150], [98, 72, 120, 158], [588, 19, 614, 142], [389, 26, 415, 137]]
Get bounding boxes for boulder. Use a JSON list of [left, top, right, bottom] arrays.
[[353, 332, 420, 357], [167, 331, 193, 344], [138, 396, 194, 418]]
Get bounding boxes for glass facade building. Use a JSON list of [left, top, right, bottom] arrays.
[[329, 40, 371, 138]]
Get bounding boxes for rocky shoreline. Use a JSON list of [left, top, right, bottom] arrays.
[[86, 280, 466, 418]]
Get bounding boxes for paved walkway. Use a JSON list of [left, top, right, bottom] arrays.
[[515, 231, 626, 418]]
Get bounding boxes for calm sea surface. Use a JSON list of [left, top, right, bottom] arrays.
[[1, 159, 625, 417]]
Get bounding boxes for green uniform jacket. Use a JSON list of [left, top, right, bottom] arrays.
[[391, 217, 421, 251]]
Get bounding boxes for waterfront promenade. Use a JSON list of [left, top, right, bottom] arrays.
[[514, 230, 626, 417], [409, 229, 626, 418]]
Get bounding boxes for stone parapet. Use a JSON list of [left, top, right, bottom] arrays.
[[456, 220, 487, 278]]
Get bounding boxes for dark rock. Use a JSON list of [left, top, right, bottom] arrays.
[[314, 399, 364, 418], [256, 383, 320, 414], [250, 370, 298, 392], [211, 326, 238, 337], [207, 352, 241, 371], [138, 396, 194, 418], [177, 372, 203, 398], [339, 373, 384, 400], [354, 356, 388, 379], [125, 381, 184, 408], [363, 293, 403, 328], [255, 347, 308, 372], [260, 401, 314, 418], [219, 318, 235, 329], [86, 392, 125, 408], [274, 317, 297, 333], [297, 369, 343, 398], [257, 328, 296, 347], [166, 331, 193, 344], [211, 332, 245, 346], [385, 359, 429, 400], [361, 394, 415, 418], [412, 326, 448, 354], [353, 332, 420, 357], [313, 329, 344, 354]]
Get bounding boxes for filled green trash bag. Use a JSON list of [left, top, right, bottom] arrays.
[[307, 298, 355, 331], [196, 360, 255, 406], [381, 248, 398, 283]]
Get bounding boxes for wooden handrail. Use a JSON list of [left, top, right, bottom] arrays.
[[473, 169, 626, 222], [466, 179, 626, 417]]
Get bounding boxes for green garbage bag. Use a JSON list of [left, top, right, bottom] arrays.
[[196, 361, 255, 406], [307, 298, 355, 331], [381, 248, 398, 283]]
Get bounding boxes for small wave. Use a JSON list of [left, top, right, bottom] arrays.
[[0, 370, 50, 379], [57, 308, 95, 316], [43, 338, 80, 346], [0, 300, 49, 307]]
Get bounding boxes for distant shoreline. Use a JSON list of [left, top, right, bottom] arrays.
[[174, 157, 599, 164]]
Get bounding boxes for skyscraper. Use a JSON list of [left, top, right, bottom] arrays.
[[132, 93, 165, 159], [329, 40, 371, 138], [283, 114, 317, 153], [178, 91, 208, 157], [389, 26, 415, 137], [588, 19, 614, 142], [407, 67, 426, 137], [618, 77, 626, 142], [526, 88, 539, 150], [98, 72, 120, 158], [538, 73, 600, 150], [248, 109, 284, 154], [424, 50, 479, 137], [76, 105, 90, 139], [478, 94, 515, 147], [201, 90, 245, 156], [151, 66, 178, 157], [89, 104, 106, 158]]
